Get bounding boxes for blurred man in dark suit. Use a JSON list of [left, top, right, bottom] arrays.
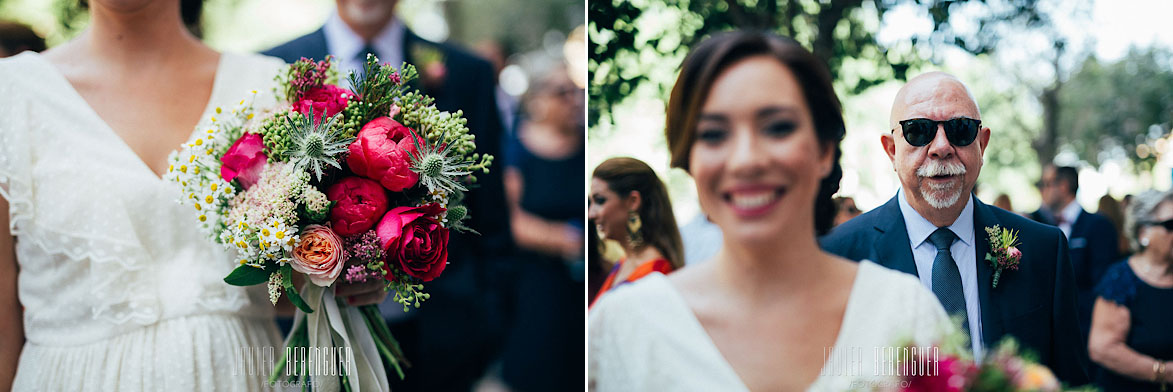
[[265, 1, 513, 390], [1030, 165, 1119, 345]]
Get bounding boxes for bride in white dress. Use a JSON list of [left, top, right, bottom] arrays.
[[588, 31, 955, 391], [0, 0, 383, 390]]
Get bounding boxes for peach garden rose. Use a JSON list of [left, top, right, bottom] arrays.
[[290, 224, 347, 286]]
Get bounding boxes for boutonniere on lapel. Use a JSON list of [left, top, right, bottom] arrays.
[[984, 225, 1022, 288], [410, 43, 447, 90]]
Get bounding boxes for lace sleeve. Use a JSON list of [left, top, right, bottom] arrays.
[[0, 80, 34, 235], [1094, 261, 1137, 308]]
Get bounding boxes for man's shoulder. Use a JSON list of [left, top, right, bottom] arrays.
[[262, 29, 327, 63], [407, 32, 493, 76], [989, 206, 1063, 242], [820, 201, 891, 250], [1079, 209, 1116, 231]]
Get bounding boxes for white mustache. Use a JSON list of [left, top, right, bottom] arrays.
[[916, 160, 966, 178]]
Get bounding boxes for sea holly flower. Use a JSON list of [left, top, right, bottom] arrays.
[[283, 108, 354, 182]]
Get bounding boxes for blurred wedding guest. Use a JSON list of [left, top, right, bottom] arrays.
[[823, 72, 1089, 383], [0, 0, 396, 389], [0, 21, 45, 57], [678, 213, 722, 265], [1031, 164, 1119, 344], [474, 39, 519, 136], [832, 195, 862, 227], [496, 63, 584, 392], [1089, 190, 1173, 391], [994, 193, 1014, 212], [590, 32, 952, 390], [265, 1, 513, 390], [588, 157, 683, 307], [1099, 194, 1133, 259]]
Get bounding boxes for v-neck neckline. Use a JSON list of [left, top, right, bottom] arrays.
[[29, 51, 228, 181], [655, 262, 867, 390]]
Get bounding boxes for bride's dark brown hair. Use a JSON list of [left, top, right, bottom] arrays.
[[664, 30, 845, 236]]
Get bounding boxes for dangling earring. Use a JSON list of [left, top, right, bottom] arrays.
[[626, 210, 643, 247]]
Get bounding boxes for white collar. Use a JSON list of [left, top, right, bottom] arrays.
[[322, 12, 406, 69], [898, 188, 975, 248], [1058, 199, 1083, 225]]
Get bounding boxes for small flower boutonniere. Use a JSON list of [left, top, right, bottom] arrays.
[[984, 225, 1022, 288]]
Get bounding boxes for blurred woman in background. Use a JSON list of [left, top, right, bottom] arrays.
[[588, 157, 684, 307], [1099, 194, 1133, 259], [498, 62, 585, 392], [1089, 190, 1173, 391]]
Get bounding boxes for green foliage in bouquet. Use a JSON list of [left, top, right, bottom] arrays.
[[344, 55, 419, 134]]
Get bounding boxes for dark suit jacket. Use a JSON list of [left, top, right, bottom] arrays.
[[264, 27, 514, 391], [1029, 207, 1119, 342], [821, 196, 1091, 385]]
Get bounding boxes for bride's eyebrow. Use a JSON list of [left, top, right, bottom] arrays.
[[755, 106, 799, 119]]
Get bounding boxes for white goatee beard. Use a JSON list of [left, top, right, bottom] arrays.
[[916, 160, 967, 209]]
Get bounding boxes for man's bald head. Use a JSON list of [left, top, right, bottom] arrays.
[[889, 72, 981, 130]]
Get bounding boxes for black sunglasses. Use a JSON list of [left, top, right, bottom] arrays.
[[895, 118, 981, 147], [1144, 218, 1173, 231]]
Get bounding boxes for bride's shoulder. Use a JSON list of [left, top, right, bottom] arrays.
[[854, 260, 936, 302]]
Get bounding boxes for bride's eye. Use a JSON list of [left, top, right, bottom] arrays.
[[763, 120, 796, 137], [696, 127, 727, 144]]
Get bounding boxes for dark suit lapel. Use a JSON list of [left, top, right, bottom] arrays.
[[973, 197, 1004, 348], [401, 29, 424, 93], [872, 196, 919, 277], [307, 29, 331, 64]]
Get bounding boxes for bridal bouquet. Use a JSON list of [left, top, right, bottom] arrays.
[[165, 55, 491, 390]]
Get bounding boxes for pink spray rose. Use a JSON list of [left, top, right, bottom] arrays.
[[1006, 246, 1022, 262], [220, 132, 267, 189], [347, 117, 419, 192], [295, 84, 350, 123], [290, 225, 347, 287], [375, 203, 449, 282], [326, 177, 390, 237]]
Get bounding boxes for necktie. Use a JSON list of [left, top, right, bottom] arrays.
[[929, 228, 970, 335], [357, 44, 378, 80]]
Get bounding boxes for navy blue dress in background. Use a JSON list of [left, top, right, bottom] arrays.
[[1093, 260, 1173, 391], [498, 126, 585, 392]]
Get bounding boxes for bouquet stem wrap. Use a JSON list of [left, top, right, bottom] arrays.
[[279, 285, 389, 392]]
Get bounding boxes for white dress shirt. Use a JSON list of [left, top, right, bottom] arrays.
[[898, 189, 985, 360], [1055, 199, 1082, 239], [322, 12, 407, 85]]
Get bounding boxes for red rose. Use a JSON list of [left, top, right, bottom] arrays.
[[375, 203, 448, 282], [326, 176, 389, 237], [347, 117, 419, 192], [220, 132, 267, 189], [295, 84, 350, 123]]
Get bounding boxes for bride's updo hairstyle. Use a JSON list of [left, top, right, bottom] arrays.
[[664, 30, 845, 236]]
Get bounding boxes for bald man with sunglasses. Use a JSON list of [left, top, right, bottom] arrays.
[[821, 72, 1090, 385]]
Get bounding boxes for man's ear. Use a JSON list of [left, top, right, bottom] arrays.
[[978, 126, 991, 155], [881, 133, 897, 165]]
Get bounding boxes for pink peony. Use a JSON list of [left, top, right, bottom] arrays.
[[375, 203, 448, 282], [347, 117, 419, 192], [295, 84, 350, 123], [903, 356, 974, 392], [326, 177, 390, 237], [220, 132, 268, 189], [290, 225, 347, 287]]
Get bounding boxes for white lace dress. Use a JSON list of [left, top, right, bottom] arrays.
[[588, 260, 956, 391], [0, 51, 288, 391]]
